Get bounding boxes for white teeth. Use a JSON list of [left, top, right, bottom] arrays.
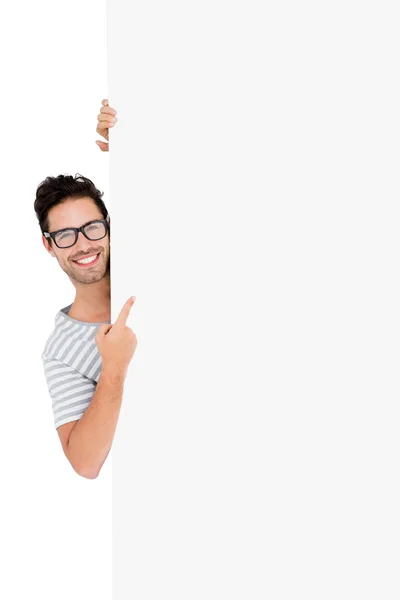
[[76, 254, 98, 265]]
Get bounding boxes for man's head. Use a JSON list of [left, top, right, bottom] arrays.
[[34, 174, 110, 285]]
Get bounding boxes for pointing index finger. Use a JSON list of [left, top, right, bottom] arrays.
[[115, 296, 135, 326]]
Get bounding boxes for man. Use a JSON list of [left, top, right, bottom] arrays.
[[35, 101, 136, 479]]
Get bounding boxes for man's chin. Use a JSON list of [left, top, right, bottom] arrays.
[[68, 266, 108, 285]]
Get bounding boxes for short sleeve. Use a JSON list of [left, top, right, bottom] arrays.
[[42, 357, 97, 428]]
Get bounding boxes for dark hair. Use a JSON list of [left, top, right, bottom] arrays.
[[34, 173, 108, 233]]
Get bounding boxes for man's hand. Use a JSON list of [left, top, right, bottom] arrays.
[[58, 296, 137, 479], [96, 296, 137, 374], [96, 98, 117, 152]]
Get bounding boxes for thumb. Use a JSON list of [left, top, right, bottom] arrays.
[[96, 324, 112, 338], [96, 140, 109, 152]]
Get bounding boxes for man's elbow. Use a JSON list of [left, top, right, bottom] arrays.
[[64, 437, 103, 479], [71, 460, 101, 480]]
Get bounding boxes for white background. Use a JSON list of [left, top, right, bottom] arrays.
[[109, 1, 400, 599], [1, 2, 111, 599], [2, 2, 400, 599]]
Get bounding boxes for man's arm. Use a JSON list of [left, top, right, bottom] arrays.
[[57, 297, 137, 479], [57, 365, 126, 479]]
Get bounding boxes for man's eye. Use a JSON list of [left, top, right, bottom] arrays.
[[58, 231, 74, 240]]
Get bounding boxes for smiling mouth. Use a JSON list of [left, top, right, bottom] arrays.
[[72, 252, 101, 267]]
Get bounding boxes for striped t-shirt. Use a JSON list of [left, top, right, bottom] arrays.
[[42, 304, 111, 429]]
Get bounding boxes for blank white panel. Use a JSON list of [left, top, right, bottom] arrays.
[[108, 2, 400, 598]]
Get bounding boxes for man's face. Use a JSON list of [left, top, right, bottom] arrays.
[[43, 197, 110, 285]]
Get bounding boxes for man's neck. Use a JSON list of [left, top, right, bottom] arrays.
[[67, 274, 111, 323]]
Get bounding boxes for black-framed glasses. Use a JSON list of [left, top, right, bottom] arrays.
[[43, 215, 110, 249]]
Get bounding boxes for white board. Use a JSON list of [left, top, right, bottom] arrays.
[[108, 2, 400, 597]]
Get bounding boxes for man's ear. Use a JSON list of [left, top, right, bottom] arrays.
[[42, 234, 55, 257]]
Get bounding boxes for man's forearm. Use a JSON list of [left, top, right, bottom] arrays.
[[66, 365, 127, 478]]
